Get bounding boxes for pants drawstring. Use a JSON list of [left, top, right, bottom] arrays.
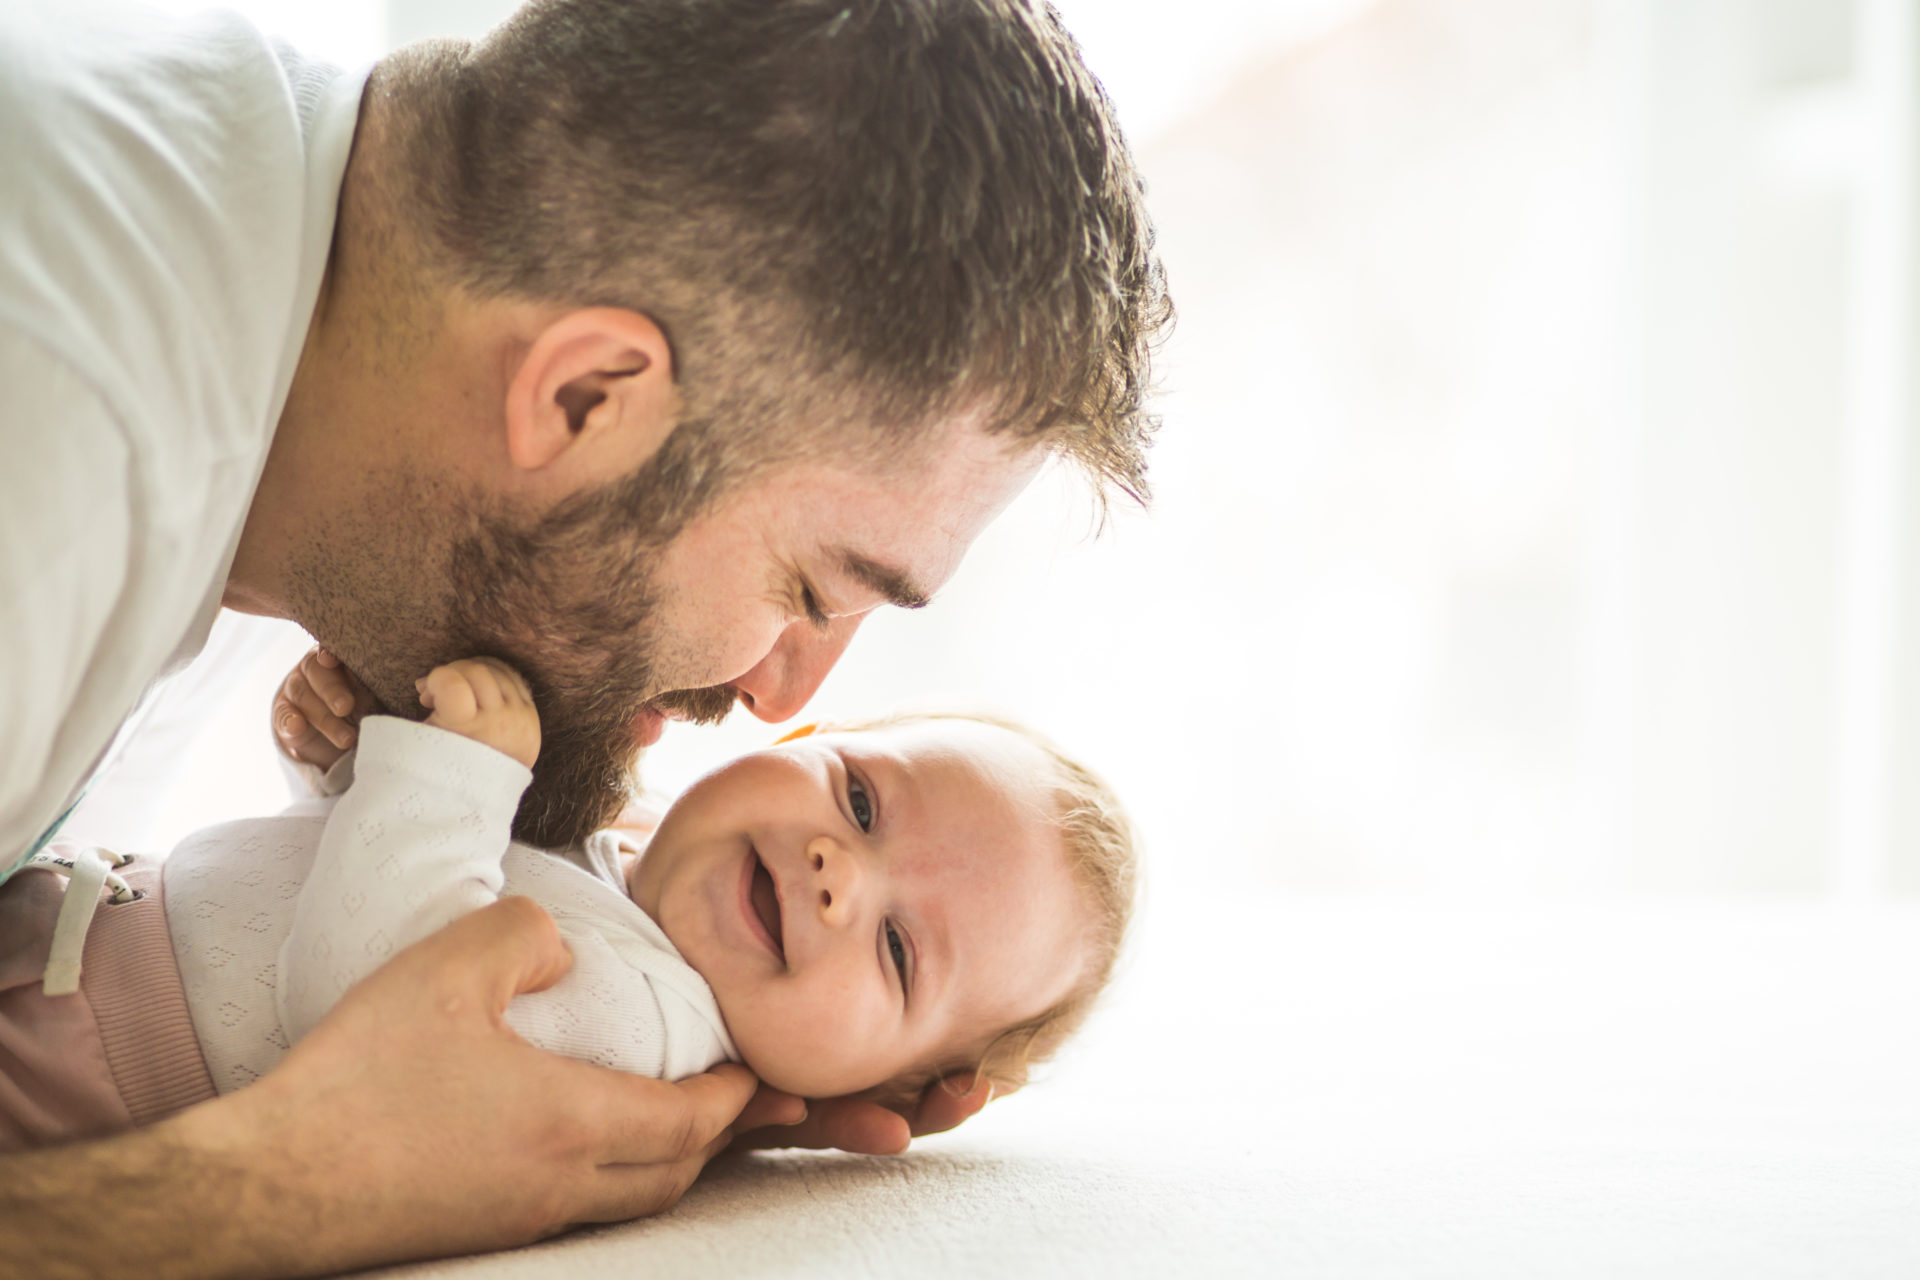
[[28, 847, 140, 996]]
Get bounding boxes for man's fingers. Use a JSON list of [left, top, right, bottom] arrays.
[[732, 1083, 807, 1134], [910, 1073, 992, 1137], [732, 1096, 909, 1154], [566, 1076, 755, 1224], [479, 897, 575, 1000], [390, 897, 575, 1008], [581, 1062, 759, 1167], [573, 1148, 715, 1227], [654, 1062, 761, 1159]]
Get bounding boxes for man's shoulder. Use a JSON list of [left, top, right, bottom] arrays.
[[0, 0, 323, 461]]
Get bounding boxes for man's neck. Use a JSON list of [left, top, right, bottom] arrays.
[[226, 86, 432, 623]]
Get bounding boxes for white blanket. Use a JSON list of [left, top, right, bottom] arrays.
[[361, 894, 1920, 1279]]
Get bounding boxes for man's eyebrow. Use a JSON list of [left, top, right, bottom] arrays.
[[836, 550, 932, 610]]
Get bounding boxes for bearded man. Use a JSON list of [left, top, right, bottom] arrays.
[[0, 0, 1168, 1274]]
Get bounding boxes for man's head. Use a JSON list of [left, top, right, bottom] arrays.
[[627, 713, 1139, 1101], [402, 0, 1168, 497], [258, 0, 1170, 845]]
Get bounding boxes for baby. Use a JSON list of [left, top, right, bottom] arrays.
[[0, 658, 1135, 1147]]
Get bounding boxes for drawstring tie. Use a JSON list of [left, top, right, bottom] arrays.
[[26, 846, 140, 996]]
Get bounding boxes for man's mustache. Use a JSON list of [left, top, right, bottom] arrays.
[[649, 683, 739, 726]]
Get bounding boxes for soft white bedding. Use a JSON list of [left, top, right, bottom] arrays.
[[361, 894, 1920, 1279]]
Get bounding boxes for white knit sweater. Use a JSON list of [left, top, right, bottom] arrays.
[[162, 717, 735, 1094]]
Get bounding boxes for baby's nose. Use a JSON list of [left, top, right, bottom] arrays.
[[806, 835, 863, 926]]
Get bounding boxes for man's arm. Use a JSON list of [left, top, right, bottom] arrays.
[[0, 897, 796, 1280]]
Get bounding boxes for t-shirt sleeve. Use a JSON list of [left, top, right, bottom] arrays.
[[275, 715, 532, 1042], [0, 328, 133, 864]]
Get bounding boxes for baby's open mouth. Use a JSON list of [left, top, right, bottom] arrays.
[[749, 853, 784, 960]]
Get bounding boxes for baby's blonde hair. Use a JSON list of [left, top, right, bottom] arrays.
[[807, 710, 1139, 1114]]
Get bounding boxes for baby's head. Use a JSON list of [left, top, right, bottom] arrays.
[[626, 712, 1136, 1107]]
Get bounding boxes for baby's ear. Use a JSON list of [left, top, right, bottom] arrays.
[[773, 723, 819, 744]]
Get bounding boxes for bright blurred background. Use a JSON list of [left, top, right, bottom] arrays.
[[87, 0, 1920, 913]]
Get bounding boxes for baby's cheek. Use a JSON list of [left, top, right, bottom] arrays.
[[734, 994, 895, 1098]]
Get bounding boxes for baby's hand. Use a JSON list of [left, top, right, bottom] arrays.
[[416, 658, 541, 769], [274, 646, 380, 770]]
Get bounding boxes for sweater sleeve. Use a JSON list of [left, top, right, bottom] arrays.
[[275, 715, 532, 1043]]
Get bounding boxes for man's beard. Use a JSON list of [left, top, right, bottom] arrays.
[[290, 419, 752, 848], [495, 662, 738, 851], [443, 477, 740, 848]]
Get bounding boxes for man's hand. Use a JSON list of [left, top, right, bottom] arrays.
[[417, 657, 542, 768], [731, 1074, 995, 1156], [273, 645, 378, 770], [0, 897, 786, 1280]]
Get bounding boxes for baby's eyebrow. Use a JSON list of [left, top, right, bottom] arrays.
[[835, 549, 931, 610]]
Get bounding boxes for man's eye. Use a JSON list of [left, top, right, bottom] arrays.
[[849, 778, 874, 832], [799, 582, 831, 631], [885, 920, 909, 988]]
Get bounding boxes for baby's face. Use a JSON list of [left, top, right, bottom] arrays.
[[628, 720, 1086, 1098]]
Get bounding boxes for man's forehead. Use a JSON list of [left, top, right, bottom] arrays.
[[794, 424, 1041, 589], [913, 415, 1047, 494]]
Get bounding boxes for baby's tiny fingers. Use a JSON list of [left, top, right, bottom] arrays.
[[469, 665, 507, 711], [275, 706, 345, 767], [276, 707, 308, 742], [462, 656, 530, 705], [424, 666, 480, 721], [303, 652, 357, 716], [496, 662, 535, 705], [290, 673, 354, 748]]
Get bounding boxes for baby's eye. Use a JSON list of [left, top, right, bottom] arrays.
[[885, 920, 909, 989], [848, 777, 874, 832]]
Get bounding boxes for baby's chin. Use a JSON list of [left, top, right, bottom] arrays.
[[724, 1032, 884, 1101]]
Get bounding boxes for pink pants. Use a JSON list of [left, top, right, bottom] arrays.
[[0, 858, 216, 1150]]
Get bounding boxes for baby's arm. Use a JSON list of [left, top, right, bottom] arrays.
[[276, 659, 541, 1042]]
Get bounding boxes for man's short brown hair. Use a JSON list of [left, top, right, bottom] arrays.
[[392, 0, 1171, 506]]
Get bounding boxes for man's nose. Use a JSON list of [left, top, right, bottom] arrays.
[[733, 614, 865, 723], [805, 835, 865, 928]]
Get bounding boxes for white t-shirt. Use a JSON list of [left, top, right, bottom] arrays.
[[0, 0, 367, 877], [162, 717, 737, 1092]]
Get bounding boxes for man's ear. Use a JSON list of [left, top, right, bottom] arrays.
[[503, 307, 676, 475]]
